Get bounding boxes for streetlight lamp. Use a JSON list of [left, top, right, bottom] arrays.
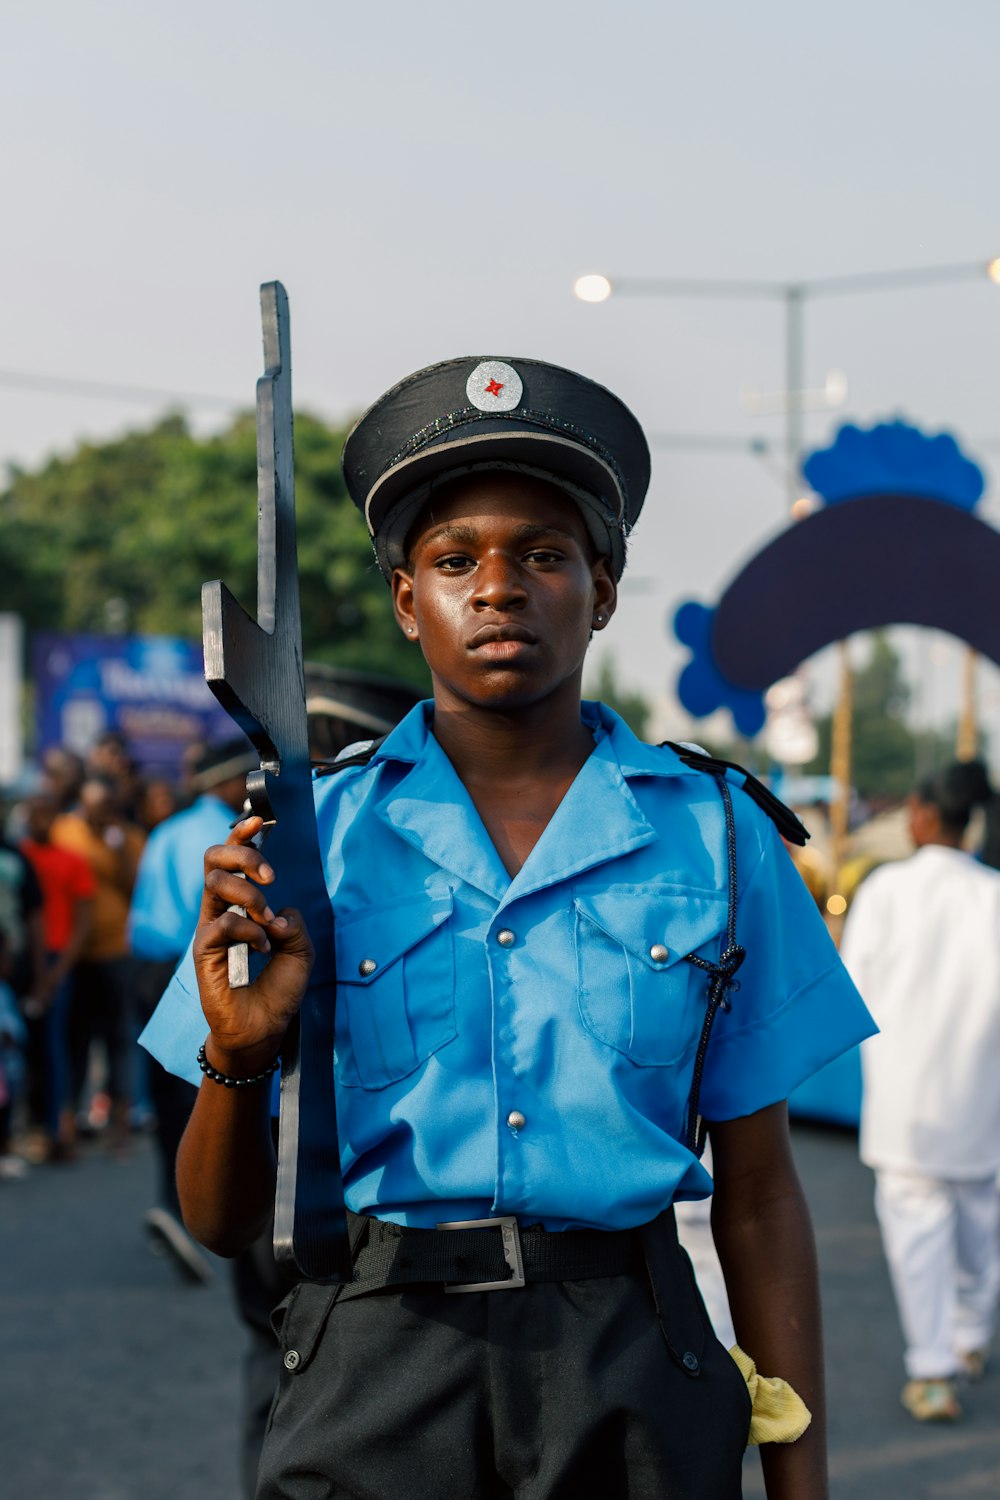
[[573, 259, 1000, 510], [575, 257, 1000, 861]]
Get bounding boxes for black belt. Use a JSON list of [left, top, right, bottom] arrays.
[[339, 1210, 646, 1299]]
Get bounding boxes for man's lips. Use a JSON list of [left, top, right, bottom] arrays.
[[468, 623, 538, 649]]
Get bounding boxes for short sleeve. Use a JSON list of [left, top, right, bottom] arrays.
[[698, 809, 876, 1122], [138, 942, 205, 1086]]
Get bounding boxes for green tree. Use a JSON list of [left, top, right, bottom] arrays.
[[1, 411, 430, 692], [806, 632, 955, 802], [587, 656, 651, 739]]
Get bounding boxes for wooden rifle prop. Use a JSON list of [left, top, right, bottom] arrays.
[[201, 282, 351, 1282]]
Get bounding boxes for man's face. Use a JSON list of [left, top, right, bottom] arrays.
[[25, 795, 57, 842], [391, 472, 616, 713], [89, 739, 130, 779], [80, 781, 117, 831]]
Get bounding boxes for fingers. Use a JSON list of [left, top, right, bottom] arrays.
[[201, 908, 275, 956], [192, 814, 315, 1047], [200, 818, 277, 924], [205, 868, 278, 926], [194, 904, 314, 1035], [205, 817, 276, 880], [195, 902, 310, 962], [267, 907, 313, 968]]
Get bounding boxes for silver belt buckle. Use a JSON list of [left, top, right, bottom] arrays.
[[435, 1214, 526, 1293]]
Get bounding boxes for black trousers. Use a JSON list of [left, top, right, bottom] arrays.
[[232, 1217, 299, 1500], [256, 1219, 751, 1500], [67, 957, 132, 1106], [132, 957, 196, 1216]]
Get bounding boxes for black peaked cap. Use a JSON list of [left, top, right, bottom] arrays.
[[342, 356, 651, 579], [303, 663, 422, 735], [191, 736, 258, 791]]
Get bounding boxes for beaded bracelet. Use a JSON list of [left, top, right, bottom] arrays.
[[197, 1042, 280, 1089]]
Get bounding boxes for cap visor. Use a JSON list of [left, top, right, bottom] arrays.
[[367, 430, 624, 574]]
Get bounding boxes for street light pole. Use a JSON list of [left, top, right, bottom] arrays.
[[574, 257, 1000, 882], [574, 257, 1000, 509], [785, 285, 805, 513]]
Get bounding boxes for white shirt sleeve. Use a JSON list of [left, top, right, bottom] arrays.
[[838, 876, 883, 1000]]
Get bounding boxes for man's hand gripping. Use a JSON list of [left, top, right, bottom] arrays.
[[193, 817, 314, 1079]]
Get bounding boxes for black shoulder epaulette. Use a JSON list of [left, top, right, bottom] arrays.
[[312, 736, 387, 779], [313, 735, 808, 845], [661, 741, 809, 847]]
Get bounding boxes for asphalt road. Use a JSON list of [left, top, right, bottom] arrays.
[[1, 1124, 997, 1499]]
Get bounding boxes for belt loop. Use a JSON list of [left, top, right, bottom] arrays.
[[345, 1207, 371, 1268]]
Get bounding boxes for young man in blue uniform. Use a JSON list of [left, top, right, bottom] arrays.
[[142, 357, 875, 1499]]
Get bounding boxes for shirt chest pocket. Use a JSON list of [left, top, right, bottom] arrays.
[[573, 884, 728, 1067], [335, 891, 457, 1090]]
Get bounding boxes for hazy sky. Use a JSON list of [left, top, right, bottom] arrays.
[[5, 1, 1000, 746]]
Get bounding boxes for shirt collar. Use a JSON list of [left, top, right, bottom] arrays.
[[370, 700, 699, 902], [582, 702, 703, 781], [372, 699, 700, 781], [914, 843, 974, 864]]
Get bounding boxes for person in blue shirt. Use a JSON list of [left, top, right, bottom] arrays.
[[130, 736, 258, 1279], [142, 357, 874, 1500]]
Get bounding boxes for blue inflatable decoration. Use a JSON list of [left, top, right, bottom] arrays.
[[804, 420, 983, 511], [673, 419, 992, 733]]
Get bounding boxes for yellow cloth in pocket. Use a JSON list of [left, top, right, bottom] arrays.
[[729, 1345, 812, 1446]]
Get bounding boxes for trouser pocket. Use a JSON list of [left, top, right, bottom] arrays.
[[640, 1209, 753, 1443], [640, 1209, 709, 1375]]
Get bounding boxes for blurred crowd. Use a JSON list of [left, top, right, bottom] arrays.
[[0, 730, 185, 1179], [0, 664, 421, 1194]]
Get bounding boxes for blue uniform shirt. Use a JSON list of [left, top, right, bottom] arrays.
[[141, 702, 874, 1230], [129, 794, 236, 961]]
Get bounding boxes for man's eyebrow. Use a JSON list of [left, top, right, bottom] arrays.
[[511, 523, 580, 543], [419, 521, 580, 548], [418, 523, 481, 548]]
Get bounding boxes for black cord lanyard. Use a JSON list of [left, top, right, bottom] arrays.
[[682, 773, 746, 1158]]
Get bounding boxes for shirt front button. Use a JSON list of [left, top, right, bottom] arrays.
[[284, 1349, 301, 1370], [649, 944, 669, 963], [497, 929, 516, 947], [507, 1110, 526, 1130]]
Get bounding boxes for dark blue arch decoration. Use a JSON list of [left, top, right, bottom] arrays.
[[673, 420, 994, 737]]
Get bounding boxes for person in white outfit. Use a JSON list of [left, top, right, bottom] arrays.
[[841, 760, 1000, 1422]]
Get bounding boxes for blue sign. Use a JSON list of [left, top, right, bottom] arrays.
[[32, 632, 235, 781]]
